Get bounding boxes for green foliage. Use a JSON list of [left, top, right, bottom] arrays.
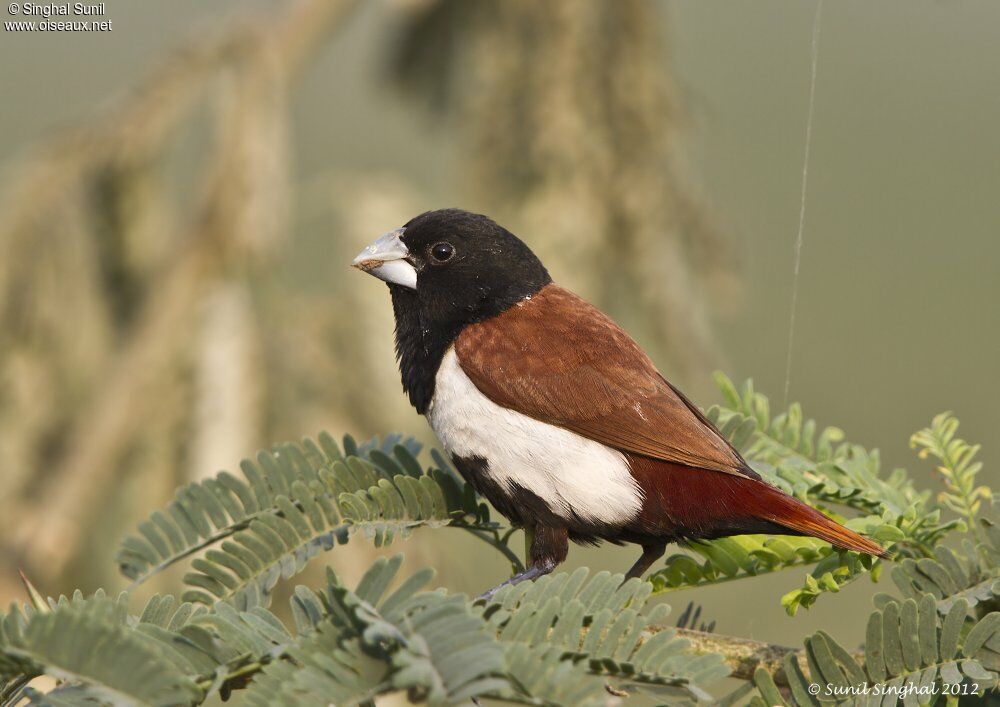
[[8, 374, 1000, 704], [245, 557, 507, 707], [912, 412, 993, 539], [1, 594, 200, 706], [709, 374, 938, 527], [731, 403, 1000, 705], [483, 568, 730, 702], [651, 534, 834, 593], [875, 521, 1000, 616], [253, 562, 728, 706], [3, 559, 734, 706], [4, 558, 735, 706], [117, 433, 506, 609], [750, 595, 1000, 706]]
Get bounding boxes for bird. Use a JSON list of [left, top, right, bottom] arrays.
[[352, 208, 886, 596]]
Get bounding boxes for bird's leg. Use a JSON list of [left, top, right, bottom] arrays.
[[624, 542, 667, 580], [477, 525, 568, 601]]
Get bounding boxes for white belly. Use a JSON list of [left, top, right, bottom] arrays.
[[426, 349, 643, 526]]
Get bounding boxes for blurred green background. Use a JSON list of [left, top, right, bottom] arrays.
[[1, 0, 997, 662]]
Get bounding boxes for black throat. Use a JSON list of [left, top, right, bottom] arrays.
[[389, 277, 549, 414], [390, 285, 461, 414]]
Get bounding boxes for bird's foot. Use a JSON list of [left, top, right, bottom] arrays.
[[476, 559, 556, 602]]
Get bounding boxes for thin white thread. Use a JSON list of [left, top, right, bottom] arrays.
[[783, 0, 823, 406]]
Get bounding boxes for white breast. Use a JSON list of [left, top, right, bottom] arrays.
[[426, 349, 643, 526]]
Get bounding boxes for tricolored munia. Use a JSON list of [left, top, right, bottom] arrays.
[[353, 209, 885, 597]]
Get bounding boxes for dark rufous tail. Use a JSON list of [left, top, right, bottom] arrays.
[[627, 456, 888, 557]]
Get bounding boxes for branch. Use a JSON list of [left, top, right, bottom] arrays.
[[662, 626, 861, 687], [461, 527, 526, 573], [670, 627, 797, 683]]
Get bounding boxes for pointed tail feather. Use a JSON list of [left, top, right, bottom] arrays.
[[754, 481, 888, 558]]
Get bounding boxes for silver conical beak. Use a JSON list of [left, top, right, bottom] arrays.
[[352, 228, 417, 289]]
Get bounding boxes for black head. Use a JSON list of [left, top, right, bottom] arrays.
[[400, 208, 550, 320], [352, 208, 551, 412]]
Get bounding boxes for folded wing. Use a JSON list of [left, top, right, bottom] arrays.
[[455, 283, 754, 478]]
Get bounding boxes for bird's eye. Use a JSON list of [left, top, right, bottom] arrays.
[[430, 242, 455, 263]]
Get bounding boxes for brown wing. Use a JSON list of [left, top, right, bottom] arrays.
[[454, 284, 752, 477]]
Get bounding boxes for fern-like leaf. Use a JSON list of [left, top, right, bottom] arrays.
[[911, 412, 993, 539], [502, 644, 610, 707], [650, 534, 834, 593], [692, 374, 964, 613], [244, 556, 507, 706], [874, 532, 1000, 617], [118, 433, 501, 609], [1, 598, 201, 706], [484, 568, 729, 701], [752, 594, 1000, 705], [710, 374, 940, 532]]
